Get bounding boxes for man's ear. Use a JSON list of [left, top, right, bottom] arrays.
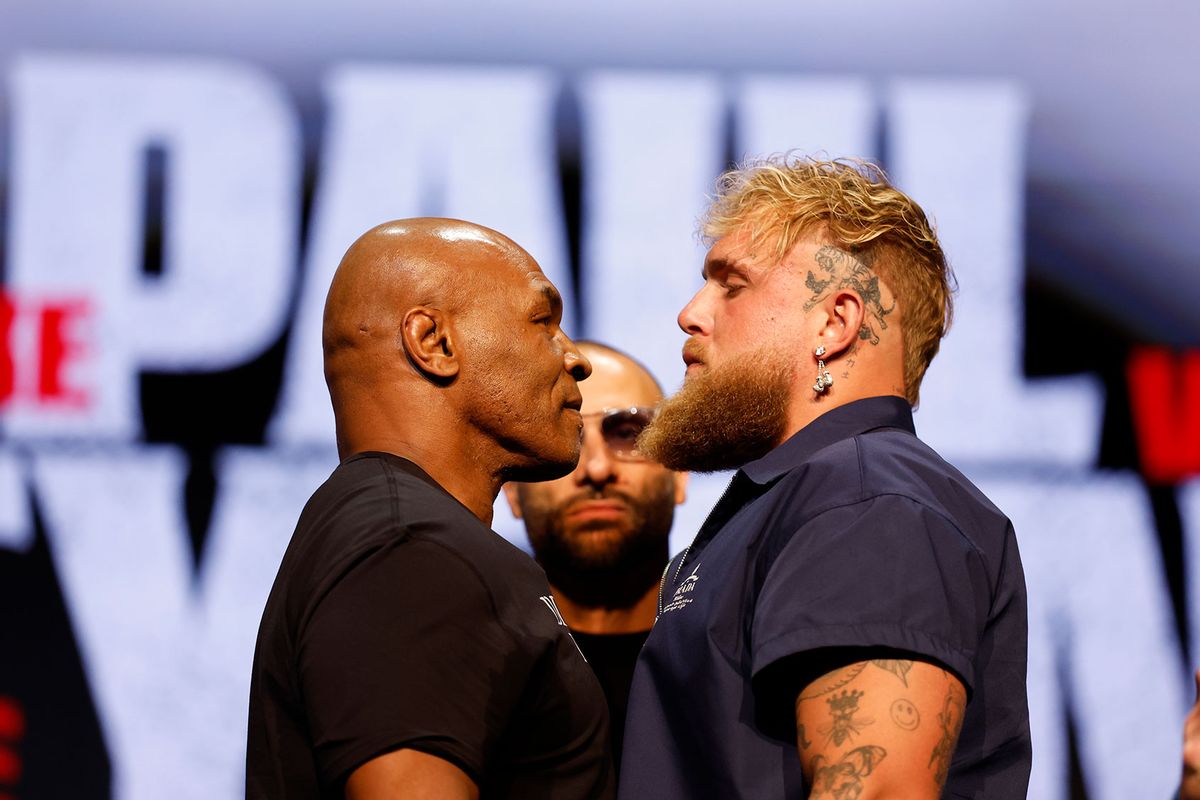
[[502, 482, 524, 519], [814, 289, 866, 358], [673, 471, 689, 506], [401, 307, 460, 381]]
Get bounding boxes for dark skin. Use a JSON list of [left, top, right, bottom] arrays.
[[323, 218, 591, 798]]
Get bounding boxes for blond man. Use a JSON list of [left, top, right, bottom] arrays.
[[620, 157, 1030, 799]]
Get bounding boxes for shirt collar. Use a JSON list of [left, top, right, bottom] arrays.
[[741, 395, 916, 485]]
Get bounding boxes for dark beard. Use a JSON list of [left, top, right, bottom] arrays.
[[638, 350, 793, 472], [521, 481, 675, 610]]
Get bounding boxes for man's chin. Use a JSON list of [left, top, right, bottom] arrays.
[[508, 442, 580, 482], [559, 526, 631, 564]]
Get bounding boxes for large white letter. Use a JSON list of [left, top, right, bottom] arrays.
[[32, 446, 326, 799], [887, 81, 1102, 466], [0, 448, 31, 552], [270, 66, 568, 445], [34, 447, 198, 799], [195, 446, 337, 795], [577, 71, 723, 388], [981, 473, 1186, 800], [6, 54, 299, 439], [735, 75, 875, 164], [1181, 479, 1200, 666]]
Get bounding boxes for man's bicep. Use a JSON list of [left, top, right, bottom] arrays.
[[345, 748, 480, 800], [794, 658, 966, 799]]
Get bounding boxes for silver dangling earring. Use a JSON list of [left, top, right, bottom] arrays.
[[813, 345, 833, 394]]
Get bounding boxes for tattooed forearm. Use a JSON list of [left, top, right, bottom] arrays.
[[804, 246, 896, 345], [928, 680, 966, 787], [819, 690, 874, 746], [870, 659, 913, 686], [809, 745, 887, 799]]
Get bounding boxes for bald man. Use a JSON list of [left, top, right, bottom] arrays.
[[246, 219, 615, 800], [504, 342, 687, 774]]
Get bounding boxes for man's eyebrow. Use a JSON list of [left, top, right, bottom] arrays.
[[537, 284, 562, 313], [702, 257, 748, 281]]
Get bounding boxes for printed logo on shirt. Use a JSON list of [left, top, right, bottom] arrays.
[[539, 595, 587, 662], [539, 595, 568, 626], [661, 562, 701, 614]]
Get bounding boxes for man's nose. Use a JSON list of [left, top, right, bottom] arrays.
[[560, 332, 592, 381], [575, 425, 616, 485], [677, 285, 711, 335]]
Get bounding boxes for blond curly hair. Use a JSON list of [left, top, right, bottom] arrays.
[[702, 154, 954, 406]]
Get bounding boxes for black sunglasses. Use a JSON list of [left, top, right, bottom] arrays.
[[581, 406, 657, 461]]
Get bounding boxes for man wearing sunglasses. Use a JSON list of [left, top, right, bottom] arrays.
[[505, 340, 687, 775]]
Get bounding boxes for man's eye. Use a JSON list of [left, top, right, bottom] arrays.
[[723, 283, 745, 296]]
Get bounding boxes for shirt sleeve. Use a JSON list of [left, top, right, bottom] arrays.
[[297, 537, 534, 790], [750, 494, 990, 694]]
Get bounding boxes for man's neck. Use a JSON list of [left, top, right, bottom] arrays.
[[341, 432, 501, 525], [551, 583, 658, 635], [783, 386, 907, 443]]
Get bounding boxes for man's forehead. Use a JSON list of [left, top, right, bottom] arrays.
[[704, 227, 825, 277], [704, 229, 767, 275], [579, 349, 661, 413]]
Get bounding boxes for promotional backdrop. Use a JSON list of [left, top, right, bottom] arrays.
[[1, 2, 1198, 798]]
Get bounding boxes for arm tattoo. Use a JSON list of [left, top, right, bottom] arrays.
[[870, 658, 913, 686], [928, 681, 966, 787], [819, 690, 874, 746], [804, 246, 896, 345], [889, 698, 920, 731], [798, 723, 813, 750], [799, 663, 868, 700], [810, 745, 887, 799]]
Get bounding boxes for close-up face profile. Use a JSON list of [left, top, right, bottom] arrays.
[[636, 226, 819, 472], [507, 344, 686, 603], [459, 242, 591, 481], [679, 226, 820, 380]]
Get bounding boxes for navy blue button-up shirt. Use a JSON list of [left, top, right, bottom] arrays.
[[619, 396, 1031, 799]]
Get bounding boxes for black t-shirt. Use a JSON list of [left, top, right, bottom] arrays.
[[572, 630, 649, 776], [246, 452, 615, 800]]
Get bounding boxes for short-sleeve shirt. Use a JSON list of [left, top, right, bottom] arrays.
[[246, 452, 615, 799], [619, 396, 1031, 799]]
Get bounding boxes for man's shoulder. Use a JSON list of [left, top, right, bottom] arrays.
[[771, 426, 1011, 544], [300, 452, 483, 545], [855, 428, 1007, 522], [277, 453, 540, 624]]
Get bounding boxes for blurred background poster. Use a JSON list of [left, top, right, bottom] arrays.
[[0, 1, 1197, 797]]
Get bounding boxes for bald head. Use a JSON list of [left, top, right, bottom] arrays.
[[574, 341, 663, 408], [320, 218, 591, 497], [323, 218, 527, 370]]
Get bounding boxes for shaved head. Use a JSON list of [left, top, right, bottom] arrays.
[[324, 218, 525, 384], [318, 218, 591, 521]]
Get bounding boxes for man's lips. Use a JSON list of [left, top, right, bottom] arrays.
[[566, 500, 628, 520], [682, 341, 706, 373]]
